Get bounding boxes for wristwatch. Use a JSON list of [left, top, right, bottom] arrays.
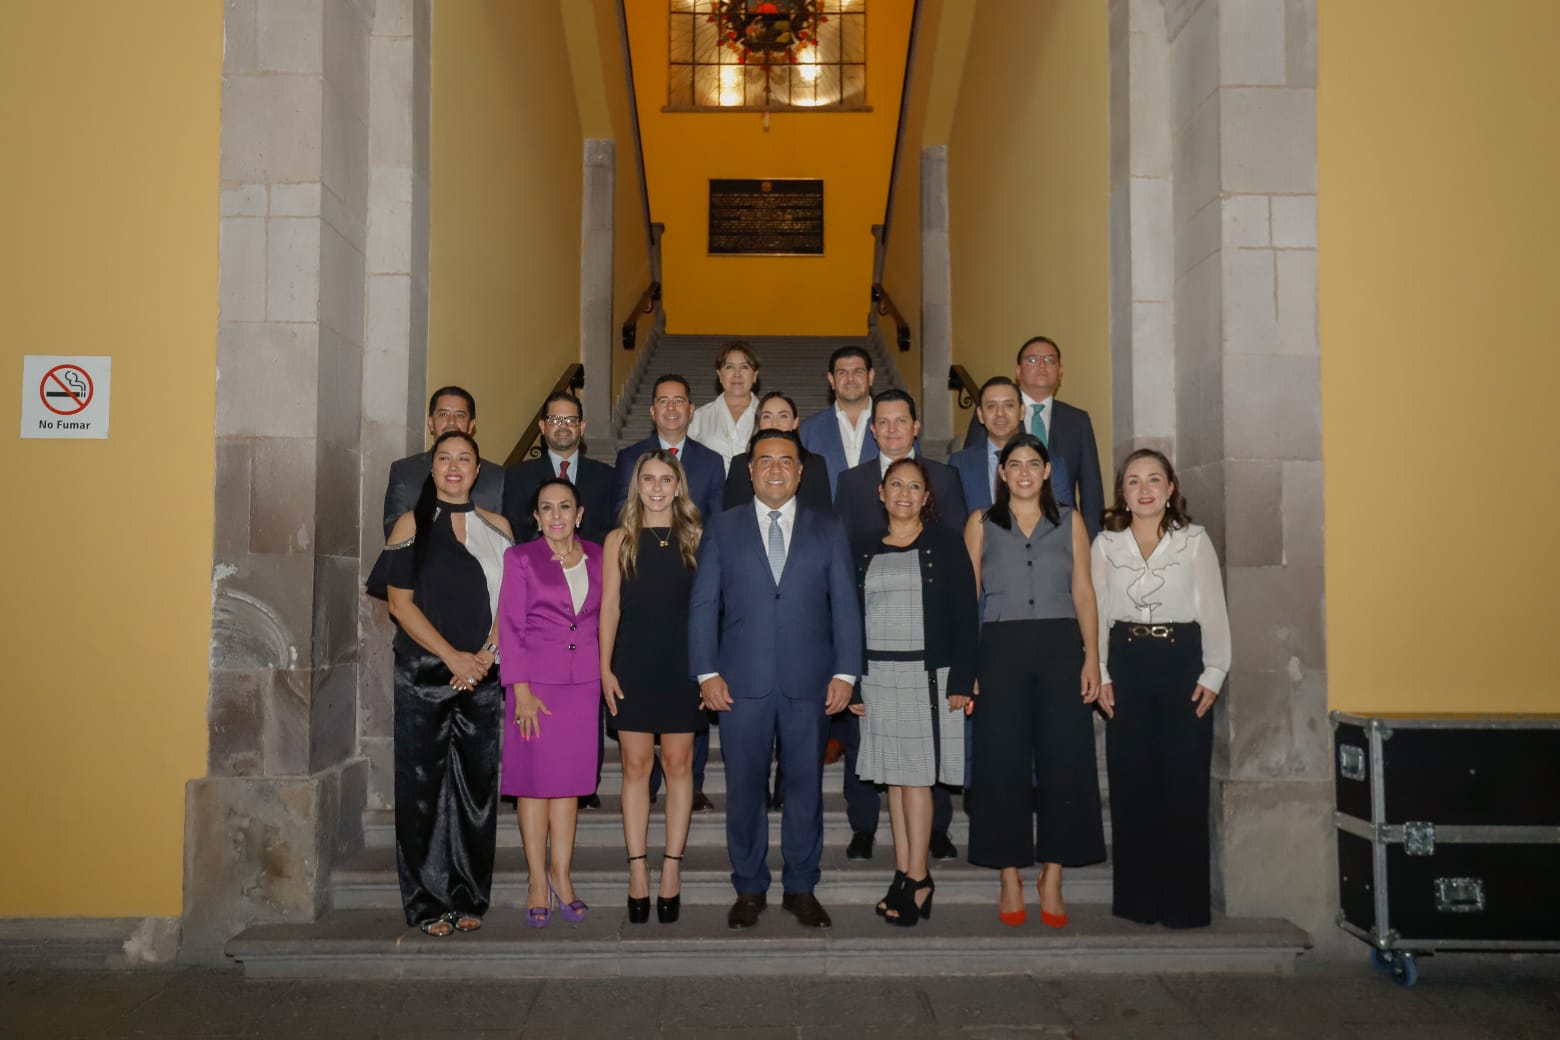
[[482, 641, 500, 663]]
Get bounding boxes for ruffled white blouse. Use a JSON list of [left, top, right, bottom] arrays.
[[688, 396, 756, 475], [1089, 524, 1231, 692]]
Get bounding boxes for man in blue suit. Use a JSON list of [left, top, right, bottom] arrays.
[[798, 345, 879, 498], [615, 372, 726, 812], [962, 336, 1105, 537], [948, 376, 1024, 514], [689, 429, 862, 930]]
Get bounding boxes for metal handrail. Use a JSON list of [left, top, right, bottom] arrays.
[[871, 284, 912, 352], [621, 279, 662, 351], [948, 364, 979, 410], [504, 364, 586, 467]]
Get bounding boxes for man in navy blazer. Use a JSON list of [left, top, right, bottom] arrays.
[[613, 373, 725, 524], [948, 376, 1024, 515], [962, 337, 1105, 537], [502, 392, 616, 546], [689, 430, 862, 930], [798, 345, 879, 498]]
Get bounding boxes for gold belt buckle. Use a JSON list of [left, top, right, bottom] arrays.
[[1129, 624, 1173, 639]]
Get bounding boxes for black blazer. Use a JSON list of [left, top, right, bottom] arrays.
[[963, 399, 1104, 538], [850, 524, 979, 702], [383, 450, 504, 538], [833, 456, 969, 548], [723, 447, 832, 511], [501, 453, 616, 545]]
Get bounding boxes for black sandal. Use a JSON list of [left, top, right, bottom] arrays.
[[418, 917, 454, 937], [886, 874, 935, 928], [657, 853, 684, 923], [876, 870, 908, 917], [627, 854, 650, 924]]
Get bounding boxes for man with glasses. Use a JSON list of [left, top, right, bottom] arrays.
[[383, 386, 504, 537], [501, 391, 615, 545], [962, 336, 1104, 538]]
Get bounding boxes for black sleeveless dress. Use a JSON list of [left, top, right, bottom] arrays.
[[608, 529, 707, 735]]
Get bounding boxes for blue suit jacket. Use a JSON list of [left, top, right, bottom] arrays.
[[688, 504, 862, 701], [798, 407, 879, 499], [948, 443, 996, 514], [612, 435, 725, 525], [963, 400, 1105, 538]]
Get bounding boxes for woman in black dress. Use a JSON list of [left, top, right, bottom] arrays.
[[367, 430, 514, 937], [599, 450, 706, 923]]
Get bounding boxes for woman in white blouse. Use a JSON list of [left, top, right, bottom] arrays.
[[1090, 448, 1231, 929], [687, 341, 761, 474]]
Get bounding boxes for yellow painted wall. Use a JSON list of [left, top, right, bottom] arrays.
[[429, 1, 584, 458], [0, 3, 221, 915], [625, 0, 914, 335], [1319, 0, 1560, 712], [945, 0, 1111, 459]]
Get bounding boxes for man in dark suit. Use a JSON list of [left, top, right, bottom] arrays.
[[501, 391, 615, 545], [689, 430, 862, 930], [830, 388, 965, 862], [798, 345, 879, 498], [382, 385, 504, 537], [616, 373, 723, 812], [948, 376, 1023, 514], [724, 392, 831, 511], [962, 336, 1105, 537], [614, 374, 724, 523]]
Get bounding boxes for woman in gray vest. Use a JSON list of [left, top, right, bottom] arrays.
[[963, 433, 1106, 928]]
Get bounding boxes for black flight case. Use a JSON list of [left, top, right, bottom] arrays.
[[1330, 711, 1560, 986]]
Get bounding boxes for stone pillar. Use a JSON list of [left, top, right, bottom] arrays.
[[581, 139, 615, 437], [358, 0, 431, 811], [919, 145, 954, 449], [187, 0, 378, 958], [1162, 0, 1331, 941], [1108, 0, 1176, 464]]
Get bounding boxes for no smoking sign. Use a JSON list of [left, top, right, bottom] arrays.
[[21, 356, 111, 439]]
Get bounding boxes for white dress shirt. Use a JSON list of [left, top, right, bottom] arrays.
[[657, 435, 687, 454], [835, 404, 873, 470], [696, 495, 855, 686], [688, 396, 756, 475], [1090, 524, 1232, 692], [877, 447, 915, 477]]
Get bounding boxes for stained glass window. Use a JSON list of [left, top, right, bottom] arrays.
[[668, 0, 867, 111]]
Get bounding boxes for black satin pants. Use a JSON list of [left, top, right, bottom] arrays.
[[394, 651, 502, 926]]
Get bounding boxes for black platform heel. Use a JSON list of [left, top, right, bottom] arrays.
[[657, 853, 684, 923], [875, 870, 908, 918], [887, 874, 934, 927], [626, 854, 650, 924]]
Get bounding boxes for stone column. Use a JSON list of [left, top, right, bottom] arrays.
[[1162, 0, 1330, 941], [919, 146, 954, 449], [581, 139, 615, 436], [186, 0, 377, 958]]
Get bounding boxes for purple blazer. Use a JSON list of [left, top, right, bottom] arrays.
[[497, 539, 603, 689]]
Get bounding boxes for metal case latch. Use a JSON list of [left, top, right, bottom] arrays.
[[1434, 877, 1485, 913], [1338, 744, 1366, 781], [1403, 821, 1436, 856]]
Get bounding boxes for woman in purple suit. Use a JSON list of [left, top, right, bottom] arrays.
[[498, 478, 603, 928]]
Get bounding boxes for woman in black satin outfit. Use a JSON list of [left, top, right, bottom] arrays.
[[367, 430, 514, 937]]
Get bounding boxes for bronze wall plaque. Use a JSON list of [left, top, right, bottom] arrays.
[[708, 178, 824, 256]]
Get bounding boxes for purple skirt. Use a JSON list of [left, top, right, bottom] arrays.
[[500, 681, 601, 798]]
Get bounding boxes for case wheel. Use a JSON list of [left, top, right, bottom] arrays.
[[1371, 947, 1419, 987]]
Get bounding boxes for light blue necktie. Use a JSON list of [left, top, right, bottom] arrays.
[[766, 510, 786, 585], [1030, 402, 1048, 447]]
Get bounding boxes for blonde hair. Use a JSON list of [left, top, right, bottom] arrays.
[[617, 450, 701, 577]]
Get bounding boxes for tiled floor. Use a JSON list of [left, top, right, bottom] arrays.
[[3, 954, 1558, 1039]]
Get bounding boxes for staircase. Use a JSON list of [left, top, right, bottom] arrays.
[[227, 723, 1309, 979], [611, 334, 906, 450]]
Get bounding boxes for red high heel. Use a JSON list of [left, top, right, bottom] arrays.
[[1037, 876, 1068, 929], [998, 873, 1026, 926]]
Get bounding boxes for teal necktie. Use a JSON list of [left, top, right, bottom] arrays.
[[1030, 402, 1048, 447]]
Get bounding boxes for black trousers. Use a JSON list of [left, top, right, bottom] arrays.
[[968, 620, 1106, 869], [393, 652, 502, 926], [1105, 622, 1213, 928]]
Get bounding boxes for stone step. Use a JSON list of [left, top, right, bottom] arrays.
[[330, 844, 1117, 911], [227, 905, 1311, 980]]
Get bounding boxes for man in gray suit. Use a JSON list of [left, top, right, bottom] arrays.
[[382, 385, 504, 537]]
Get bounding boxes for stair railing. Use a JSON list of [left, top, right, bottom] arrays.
[[948, 364, 979, 411], [504, 363, 586, 467], [871, 283, 912, 352]]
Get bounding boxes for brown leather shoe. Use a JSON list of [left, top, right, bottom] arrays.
[[727, 892, 766, 930], [781, 891, 833, 929]]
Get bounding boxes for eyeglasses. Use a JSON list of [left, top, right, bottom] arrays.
[[1020, 355, 1060, 368], [543, 416, 581, 427]]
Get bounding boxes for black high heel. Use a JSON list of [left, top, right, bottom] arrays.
[[875, 870, 908, 918], [657, 853, 684, 923], [886, 874, 934, 928], [626, 854, 649, 924]]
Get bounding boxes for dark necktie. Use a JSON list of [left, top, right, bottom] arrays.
[[558, 459, 571, 482]]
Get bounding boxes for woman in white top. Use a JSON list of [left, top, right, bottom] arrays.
[[1090, 448, 1231, 929], [687, 340, 761, 474]]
